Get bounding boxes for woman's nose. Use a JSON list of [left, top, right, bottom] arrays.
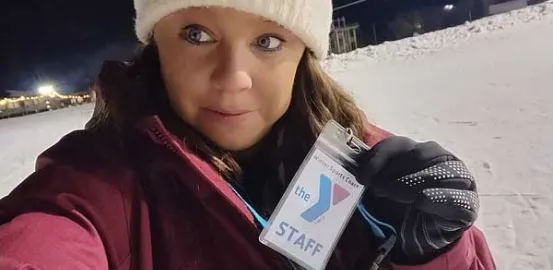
[[211, 45, 253, 93]]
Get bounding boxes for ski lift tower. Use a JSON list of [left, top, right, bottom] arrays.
[[329, 0, 367, 54], [330, 17, 360, 54]]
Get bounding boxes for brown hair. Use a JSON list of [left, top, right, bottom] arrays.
[[87, 44, 366, 178]]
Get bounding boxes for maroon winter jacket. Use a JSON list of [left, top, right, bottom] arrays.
[[0, 115, 496, 269]]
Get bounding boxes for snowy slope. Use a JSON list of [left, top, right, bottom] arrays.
[[1, 1, 552, 269], [0, 104, 94, 195], [327, 2, 553, 269]]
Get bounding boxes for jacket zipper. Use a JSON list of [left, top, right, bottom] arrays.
[[148, 126, 179, 154]]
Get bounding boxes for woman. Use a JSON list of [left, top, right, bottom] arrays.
[[0, 0, 495, 269]]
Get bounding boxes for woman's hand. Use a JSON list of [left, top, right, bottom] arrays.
[[357, 136, 479, 264]]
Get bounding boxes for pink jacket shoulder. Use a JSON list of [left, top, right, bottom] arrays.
[[393, 227, 496, 269]]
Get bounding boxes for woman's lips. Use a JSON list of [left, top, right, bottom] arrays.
[[202, 108, 254, 124], [205, 108, 252, 115]]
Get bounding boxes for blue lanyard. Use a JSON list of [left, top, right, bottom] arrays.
[[357, 204, 396, 237], [228, 184, 395, 239], [228, 184, 268, 228]]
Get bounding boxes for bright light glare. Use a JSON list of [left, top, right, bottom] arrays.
[[444, 4, 454, 11], [38, 85, 55, 96]]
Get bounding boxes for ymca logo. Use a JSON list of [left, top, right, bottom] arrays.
[[299, 174, 351, 222]]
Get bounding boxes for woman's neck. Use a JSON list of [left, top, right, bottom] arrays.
[[231, 129, 277, 168]]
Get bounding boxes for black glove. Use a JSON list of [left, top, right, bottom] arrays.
[[357, 136, 479, 264]]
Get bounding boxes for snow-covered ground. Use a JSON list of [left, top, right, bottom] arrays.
[[1, 1, 552, 269], [0, 104, 94, 195], [326, 2, 553, 268]]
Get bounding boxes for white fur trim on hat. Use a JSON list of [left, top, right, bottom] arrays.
[[134, 0, 332, 59]]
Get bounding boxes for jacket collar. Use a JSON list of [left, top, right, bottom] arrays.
[[134, 114, 392, 227], [136, 115, 258, 225]]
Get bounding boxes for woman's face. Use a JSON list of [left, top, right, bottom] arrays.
[[153, 7, 306, 151]]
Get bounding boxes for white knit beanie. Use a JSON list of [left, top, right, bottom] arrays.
[[134, 0, 332, 59]]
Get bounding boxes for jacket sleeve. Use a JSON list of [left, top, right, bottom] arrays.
[[391, 226, 496, 270], [0, 155, 131, 269], [0, 130, 138, 269], [0, 211, 108, 270]]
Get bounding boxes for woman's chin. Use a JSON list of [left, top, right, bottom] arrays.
[[207, 132, 265, 152]]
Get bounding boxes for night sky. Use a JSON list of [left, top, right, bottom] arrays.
[[0, 0, 137, 97], [0, 0, 445, 97]]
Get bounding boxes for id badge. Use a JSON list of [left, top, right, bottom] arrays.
[[259, 120, 370, 270]]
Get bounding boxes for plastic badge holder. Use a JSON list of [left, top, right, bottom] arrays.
[[259, 120, 370, 270]]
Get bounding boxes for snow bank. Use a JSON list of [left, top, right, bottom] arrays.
[[324, 0, 553, 70]]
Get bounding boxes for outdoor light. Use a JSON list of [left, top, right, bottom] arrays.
[[444, 4, 454, 11], [38, 85, 55, 96]]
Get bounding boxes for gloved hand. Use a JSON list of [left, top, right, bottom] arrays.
[[357, 136, 479, 264]]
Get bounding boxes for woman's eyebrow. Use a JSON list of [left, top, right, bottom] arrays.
[[259, 17, 286, 28]]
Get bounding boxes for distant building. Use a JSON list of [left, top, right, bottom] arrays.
[[6, 89, 38, 98], [1, 89, 92, 119]]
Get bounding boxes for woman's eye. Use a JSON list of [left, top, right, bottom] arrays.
[[255, 35, 283, 51], [181, 25, 215, 44]]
